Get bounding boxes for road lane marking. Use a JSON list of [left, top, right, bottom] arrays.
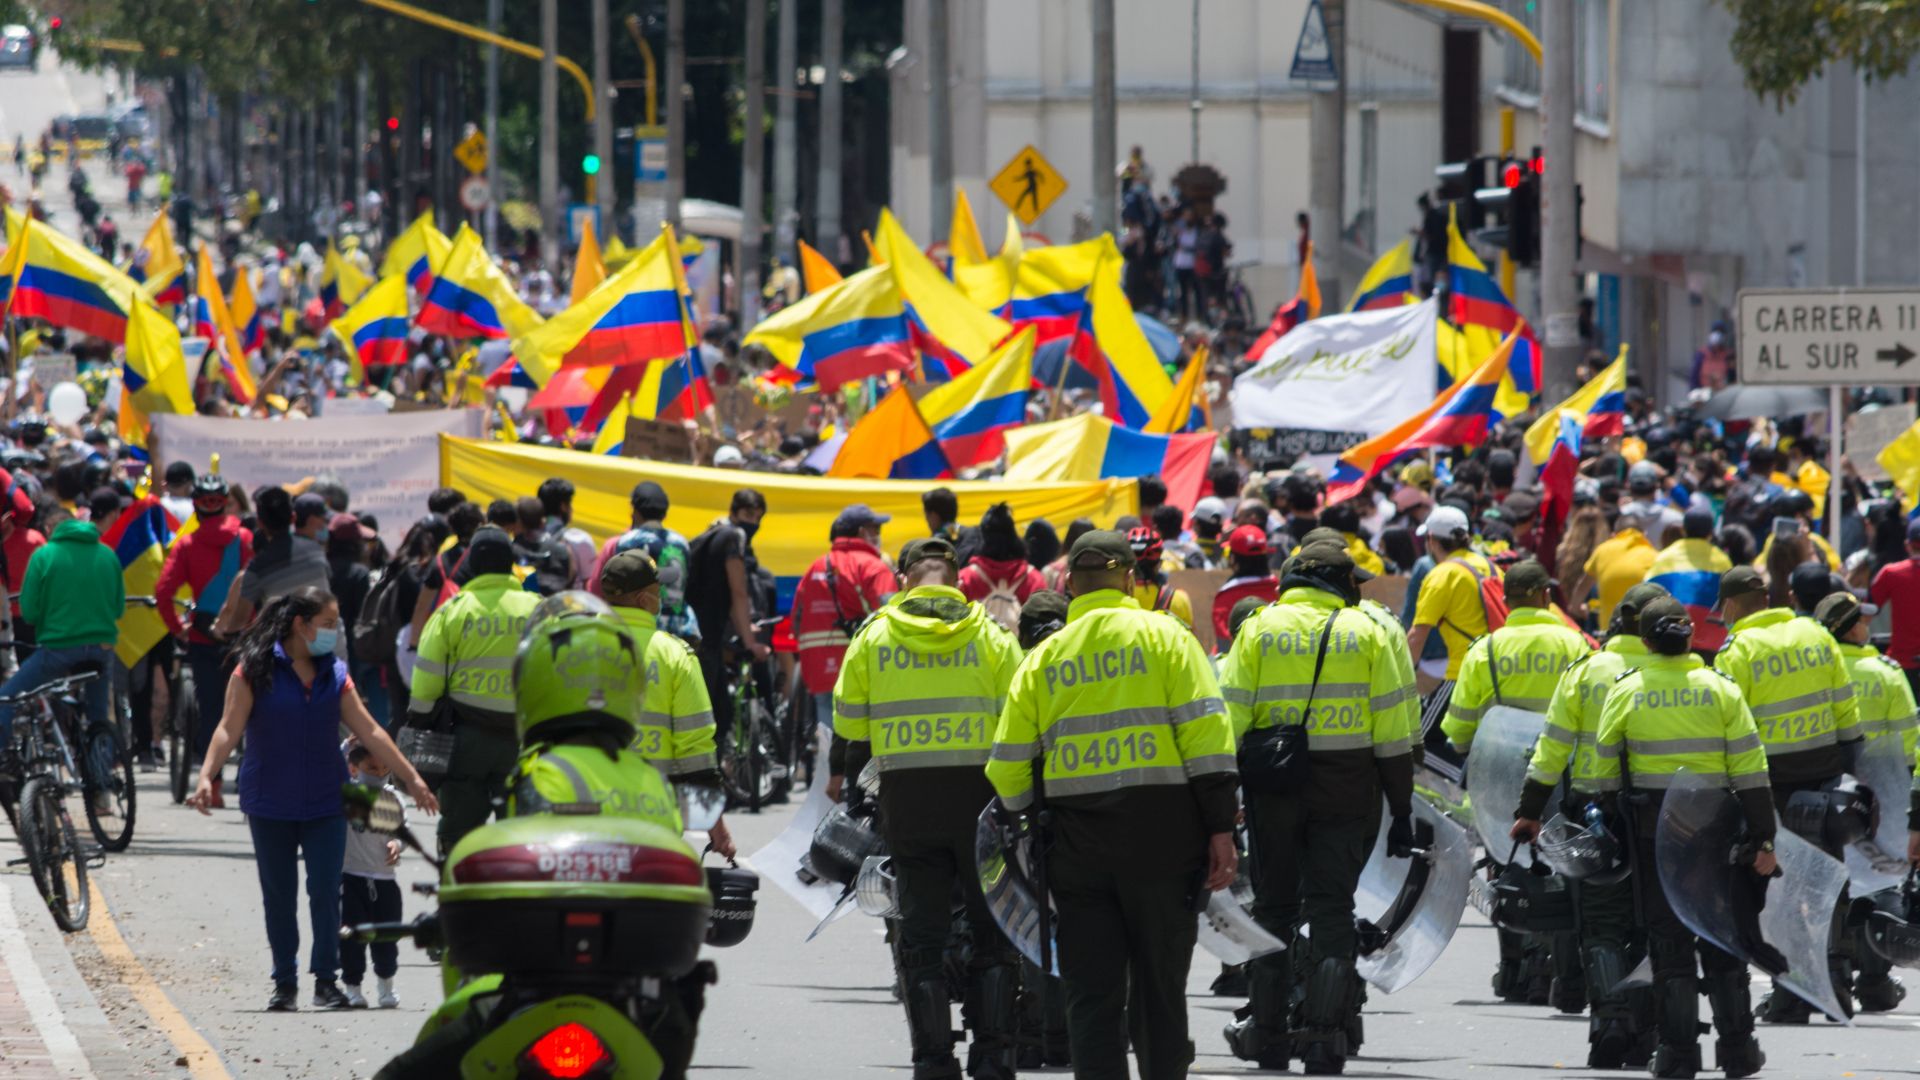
[[0, 879, 93, 1076], [84, 881, 232, 1080]]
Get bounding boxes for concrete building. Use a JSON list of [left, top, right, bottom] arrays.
[[890, 0, 1920, 400]]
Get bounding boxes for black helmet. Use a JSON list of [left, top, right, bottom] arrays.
[[703, 864, 760, 948], [191, 472, 229, 500], [1774, 489, 1815, 519]]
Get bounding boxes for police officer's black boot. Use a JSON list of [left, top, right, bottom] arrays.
[[1579, 946, 1631, 1069], [1702, 969, 1764, 1080], [1294, 958, 1359, 1076], [1853, 897, 1908, 1012], [1827, 953, 1855, 1020], [1491, 928, 1530, 1002], [1211, 962, 1249, 997], [1549, 932, 1588, 1015], [1223, 954, 1290, 1070], [1755, 977, 1811, 1024], [1855, 972, 1907, 1013], [905, 976, 962, 1080], [1522, 938, 1555, 1007], [1649, 976, 1703, 1079], [964, 964, 1018, 1080], [1622, 983, 1657, 1068]]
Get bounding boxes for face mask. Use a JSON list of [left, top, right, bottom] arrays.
[[738, 519, 760, 541], [309, 626, 339, 656]]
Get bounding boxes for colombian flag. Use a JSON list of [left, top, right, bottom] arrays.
[[1538, 409, 1585, 529], [1646, 536, 1733, 652], [1326, 329, 1519, 504], [828, 384, 951, 481], [101, 496, 179, 667], [570, 217, 608, 305], [320, 240, 372, 321], [1446, 209, 1539, 396], [1524, 346, 1629, 463], [120, 296, 197, 460], [1, 217, 138, 342], [876, 208, 1012, 382], [744, 264, 916, 391], [1244, 242, 1323, 363], [1345, 238, 1415, 313], [798, 239, 842, 295], [329, 274, 412, 379], [229, 262, 265, 355], [954, 210, 1022, 312], [918, 325, 1035, 469], [380, 212, 453, 296], [1011, 235, 1173, 429], [415, 225, 543, 341], [191, 247, 256, 405], [512, 227, 693, 387], [1002, 412, 1216, 512], [1145, 343, 1211, 435], [127, 211, 186, 306]]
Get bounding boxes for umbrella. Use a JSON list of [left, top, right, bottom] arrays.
[[1698, 384, 1829, 421]]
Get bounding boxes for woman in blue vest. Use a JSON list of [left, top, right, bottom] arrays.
[[189, 585, 439, 1012]]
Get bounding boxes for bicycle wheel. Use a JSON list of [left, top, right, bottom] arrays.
[[718, 729, 754, 810], [168, 671, 194, 805], [82, 724, 136, 851], [742, 698, 780, 810], [20, 777, 88, 932]]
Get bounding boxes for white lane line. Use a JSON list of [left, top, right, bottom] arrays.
[[0, 879, 94, 1078]]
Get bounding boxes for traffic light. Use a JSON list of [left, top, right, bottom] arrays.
[[1470, 151, 1540, 267], [581, 153, 602, 177], [385, 116, 399, 131], [47, 16, 61, 29], [1434, 156, 1493, 230]]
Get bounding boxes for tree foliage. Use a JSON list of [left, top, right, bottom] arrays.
[[1720, 0, 1920, 104]]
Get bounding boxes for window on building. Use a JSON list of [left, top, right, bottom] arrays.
[[1575, 0, 1610, 125], [1501, 0, 1541, 97]]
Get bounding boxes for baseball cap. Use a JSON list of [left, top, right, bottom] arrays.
[[600, 550, 661, 595], [1501, 491, 1540, 522], [832, 504, 891, 535], [897, 536, 958, 573], [1616, 582, 1671, 626], [164, 461, 195, 486], [1298, 527, 1343, 547], [1022, 589, 1069, 624], [1392, 485, 1432, 512], [1502, 559, 1552, 601], [1417, 504, 1470, 541], [1638, 596, 1692, 638], [712, 445, 745, 468], [1682, 503, 1716, 539], [1814, 591, 1873, 636], [1067, 529, 1135, 570], [1717, 566, 1766, 607], [1906, 517, 1920, 545], [1225, 525, 1272, 559], [292, 492, 331, 525], [465, 526, 516, 575], [629, 480, 670, 518], [1190, 496, 1228, 527], [1227, 595, 1267, 639], [328, 513, 375, 544]]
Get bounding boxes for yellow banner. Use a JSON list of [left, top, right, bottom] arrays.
[[438, 437, 1138, 585]]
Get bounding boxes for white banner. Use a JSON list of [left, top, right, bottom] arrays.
[[1230, 298, 1438, 435], [151, 410, 487, 548]]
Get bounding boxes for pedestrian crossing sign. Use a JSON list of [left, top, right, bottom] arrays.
[[454, 130, 488, 175], [990, 145, 1067, 227]]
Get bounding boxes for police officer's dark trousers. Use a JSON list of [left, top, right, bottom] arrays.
[[436, 722, 519, 855], [1632, 812, 1757, 1076], [1050, 844, 1198, 1080], [1244, 791, 1378, 1050]]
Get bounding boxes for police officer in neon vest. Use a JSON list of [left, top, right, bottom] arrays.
[[834, 537, 1025, 1080], [1218, 538, 1416, 1075], [1586, 597, 1775, 1080], [1512, 581, 1669, 1068], [985, 530, 1239, 1080], [1714, 565, 1862, 1021]]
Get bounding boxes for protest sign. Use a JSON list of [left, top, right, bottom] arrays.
[[1230, 299, 1438, 457], [153, 410, 487, 548]]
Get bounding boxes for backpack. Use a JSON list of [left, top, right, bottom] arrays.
[[980, 575, 1023, 635], [1446, 556, 1510, 634], [353, 569, 407, 667]]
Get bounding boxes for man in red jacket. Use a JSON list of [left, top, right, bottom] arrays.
[[154, 474, 253, 806], [0, 465, 41, 653], [794, 505, 898, 796]]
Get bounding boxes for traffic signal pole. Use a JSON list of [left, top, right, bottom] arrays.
[[1538, 0, 1580, 398], [1497, 105, 1516, 301]]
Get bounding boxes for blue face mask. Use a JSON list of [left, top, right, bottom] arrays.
[[309, 626, 340, 656]]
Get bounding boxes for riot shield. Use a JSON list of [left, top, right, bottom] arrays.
[[973, 805, 1058, 974], [1197, 891, 1287, 966], [1844, 734, 1913, 895], [1655, 768, 1850, 1023], [1351, 792, 1475, 993], [1466, 706, 1557, 869]]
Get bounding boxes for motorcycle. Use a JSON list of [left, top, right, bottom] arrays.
[[341, 783, 758, 1079]]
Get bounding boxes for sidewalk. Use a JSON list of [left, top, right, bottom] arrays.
[[0, 880, 93, 1079]]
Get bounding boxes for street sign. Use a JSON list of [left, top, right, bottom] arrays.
[[989, 145, 1067, 227], [454, 130, 488, 175], [567, 204, 602, 246], [636, 137, 668, 183], [1737, 287, 1920, 385], [1290, 0, 1339, 83], [459, 176, 491, 212]]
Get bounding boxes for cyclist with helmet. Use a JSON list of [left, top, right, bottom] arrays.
[[154, 472, 253, 806], [1126, 525, 1195, 633]]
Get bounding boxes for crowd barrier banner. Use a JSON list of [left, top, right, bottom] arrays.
[[439, 437, 1139, 597], [153, 409, 488, 548]]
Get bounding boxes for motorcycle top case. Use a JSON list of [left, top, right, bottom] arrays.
[[440, 815, 713, 978]]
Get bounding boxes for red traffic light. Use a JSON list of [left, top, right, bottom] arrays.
[[1530, 153, 1545, 175], [385, 117, 400, 131], [1502, 162, 1524, 188], [48, 16, 61, 28]]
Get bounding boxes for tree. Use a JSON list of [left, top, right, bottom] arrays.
[[1720, 0, 1920, 104]]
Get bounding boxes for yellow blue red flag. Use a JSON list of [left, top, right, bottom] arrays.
[[1445, 209, 1538, 395], [954, 211, 1022, 312], [320, 240, 373, 320], [329, 273, 412, 382], [416, 225, 543, 341], [918, 325, 1035, 468], [192, 247, 256, 405], [743, 264, 917, 391], [1345, 238, 1415, 313], [828, 384, 951, 480], [1002, 412, 1215, 511], [100, 496, 178, 667], [0, 216, 144, 342], [798, 239, 842, 295], [128, 211, 186, 306], [507, 227, 692, 389], [875, 208, 1012, 382], [1327, 329, 1519, 504], [1012, 234, 1173, 429], [379, 212, 452, 295], [228, 261, 265, 355], [1524, 346, 1628, 462]]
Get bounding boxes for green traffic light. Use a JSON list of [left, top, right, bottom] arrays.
[[582, 154, 602, 176]]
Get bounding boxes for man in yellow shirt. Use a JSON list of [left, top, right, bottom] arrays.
[[1406, 506, 1498, 681], [1585, 510, 1657, 626]]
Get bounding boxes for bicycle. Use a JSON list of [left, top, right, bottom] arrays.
[[0, 633, 136, 855], [125, 596, 209, 806], [0, 669, 98, 931], [718, 620, 788, 814]]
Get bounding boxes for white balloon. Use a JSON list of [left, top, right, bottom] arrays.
[[47, 382, 89, 426]]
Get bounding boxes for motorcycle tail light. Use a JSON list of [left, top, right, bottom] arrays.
[[522, 1022, 611, 1079]]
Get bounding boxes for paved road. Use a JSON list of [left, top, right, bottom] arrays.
[[0, 53, 134, 230], [0, 765, 1916, 1078]]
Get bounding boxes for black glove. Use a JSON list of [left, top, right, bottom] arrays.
[[1387, 814, 1416, 859]]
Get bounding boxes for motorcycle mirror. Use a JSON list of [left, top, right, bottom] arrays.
[[678, 785, 726, 833]]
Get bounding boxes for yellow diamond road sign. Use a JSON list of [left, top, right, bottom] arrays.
[[454, 131, 488, 175], [990, 145, 1067, 227]]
